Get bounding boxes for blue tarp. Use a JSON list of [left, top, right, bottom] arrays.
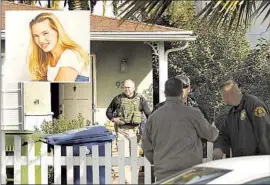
[[40, 125, 115, 185], [41, 126, 115, 145]]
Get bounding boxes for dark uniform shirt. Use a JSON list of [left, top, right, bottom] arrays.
[[152, 96, 210, 158], [106, 92, 151, 125], [214, 93, 270, 157]]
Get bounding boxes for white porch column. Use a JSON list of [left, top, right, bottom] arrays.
[[144, 41, 167, 103], [158, 41, 167, 102], [145, 41, 190, 103]]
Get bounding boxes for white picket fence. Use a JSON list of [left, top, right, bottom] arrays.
[[0, 131, 215, 184]]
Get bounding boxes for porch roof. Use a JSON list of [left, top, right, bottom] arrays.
[[1, 1, 196, 41]]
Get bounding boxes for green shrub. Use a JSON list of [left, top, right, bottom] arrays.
[[40, 113, 89, 134], [39, 113, 90, 184]]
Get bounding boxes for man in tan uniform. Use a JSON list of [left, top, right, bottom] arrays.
[[142, 77, 219, 181]]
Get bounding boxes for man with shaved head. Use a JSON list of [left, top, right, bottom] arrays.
[[106, 79, 151, 184], [213, 79, 270, 159]]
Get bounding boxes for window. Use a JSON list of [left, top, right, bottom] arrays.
[[2, 83, 24, 130], [245, 177, 270, 184], [158, 167, 231, 184]]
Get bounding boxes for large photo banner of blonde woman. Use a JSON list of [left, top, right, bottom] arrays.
[[4, 10, 90, 83]]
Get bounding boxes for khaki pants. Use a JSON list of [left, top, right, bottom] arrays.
[[115, 125, 140, 184]]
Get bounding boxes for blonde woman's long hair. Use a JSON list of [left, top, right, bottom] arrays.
[[28, 12, 89, 81]]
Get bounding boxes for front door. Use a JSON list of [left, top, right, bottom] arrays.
[[58, 55, 97, 124], [59, 83, 92, 123]]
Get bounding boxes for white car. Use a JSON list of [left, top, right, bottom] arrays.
[[155, 155, 270, 184]]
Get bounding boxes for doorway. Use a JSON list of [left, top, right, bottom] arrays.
[[50, 55, 97, 124]]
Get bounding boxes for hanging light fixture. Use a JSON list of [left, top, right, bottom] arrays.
[[120, 58, 128, 73]]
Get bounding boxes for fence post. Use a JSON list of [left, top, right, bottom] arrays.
[[79, 146, 87, 184], [144, 156, 152, 184], [117, 139, 125, 184], [66, 146, 74, 184], [40, 142, 48, 184], [130, 136, 138, 184], [0, 131, 6, 184], [105, 142, 112, 184], [92, 145, 100, 184], [27, 139, 35, 184], [14, 135, 22, 184], [54, 145, 61, 184]]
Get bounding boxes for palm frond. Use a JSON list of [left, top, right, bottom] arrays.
[[51, 0, 60, 9], [117, 0, 270, 30], [117, 0, 148, 21], [197, 0, 257, 30], [102, 0, 106, 16], [112, 0, 119, 16], [63, 0, 91, 10], [253, 0, 270, 29], [117, 0, 173, 25], [48, 0, 51, 8], [37, 0, 42, 6], [67, 0, 90, 10], [64, 0, 68, 7], [90, 0, 97, 13]]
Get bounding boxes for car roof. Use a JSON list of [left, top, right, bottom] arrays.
[[195, 155, 270, 184], [195, 155, 270, 170]]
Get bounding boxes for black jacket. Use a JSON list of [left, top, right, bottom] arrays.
[[214, 93, 270, 157]]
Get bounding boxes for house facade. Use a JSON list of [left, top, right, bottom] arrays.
[[1, 2, 196, 132]]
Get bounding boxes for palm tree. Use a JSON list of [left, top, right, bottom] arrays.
[[63, 0, 90, 10], [116, 0, 270, 30], [7, 0, 92, 10], [6, 0, 41, 6], [41, 0, 92, 10]]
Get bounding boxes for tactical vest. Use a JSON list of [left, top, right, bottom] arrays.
[[117, 95, 142, 124]]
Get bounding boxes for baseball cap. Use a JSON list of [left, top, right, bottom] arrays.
[[175, 74, 190, 87]]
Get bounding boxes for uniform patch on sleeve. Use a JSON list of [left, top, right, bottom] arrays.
[[254, 107, 266, 117]]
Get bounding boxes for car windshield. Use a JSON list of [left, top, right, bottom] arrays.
[[157, 167, 231, 184]]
